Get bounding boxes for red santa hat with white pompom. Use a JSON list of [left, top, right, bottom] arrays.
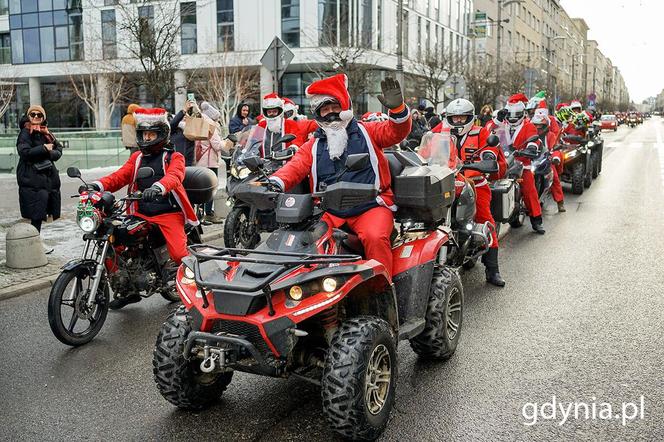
[[306, 73, 354, 121], [262, 93, 284, 110], [133, 107, 168, 126], [506, 93, 529, 113]]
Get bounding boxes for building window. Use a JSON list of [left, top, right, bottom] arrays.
[[416, 16, 421, 59], [217, 0, 233, 51], [281, 0, 299, 47], [138, 5, 154, 57], [318, 0, 337, 45], [376, 0, 381, 51], [360, 0, 371, 48], [180, 2, 196, 54], [0, 33, 10, 64], [402, 9, 408, 57], [0, 0, 8, 15], [8, 0, 82, 64], [101, 9, 116, 59], [318, 0, 371, 48]]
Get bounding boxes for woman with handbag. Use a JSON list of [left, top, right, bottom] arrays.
[[195, 112, 222, 223], [16, 105, 63, 233]]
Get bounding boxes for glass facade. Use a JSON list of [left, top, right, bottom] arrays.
[[180, 2, 196, 54], [8, 0, 83, 64], [0, 33, 10, 64], [216, 0, 233, 51], [281, 0, 299, 48], [319, 0, 371, 47], [280, 72, 319, 115]]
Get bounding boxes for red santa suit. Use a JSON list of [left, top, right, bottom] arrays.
[[505, 94, 542, 219], [270, 74, 411, 276], [428, 123, 507, 248], [533, 108, 564, 204], [93, 149, 196, 264], [258, 93, 317, 157]]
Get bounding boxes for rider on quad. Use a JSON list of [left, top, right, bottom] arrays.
[[85, 108, 198, 309], [427, 99, 508, 286], [532, 108, 566, 213], [258, 93, 317, 157], [269, 74, 412, 276]]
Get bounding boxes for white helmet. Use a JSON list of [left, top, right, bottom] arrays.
[[570, 100, 582, 113], [445, 98, 475, 137]]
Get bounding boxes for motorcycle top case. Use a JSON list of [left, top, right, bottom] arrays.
[[183, 167, 218, 204], [489, 179, 516, 223], [393, 164, 455, 223]]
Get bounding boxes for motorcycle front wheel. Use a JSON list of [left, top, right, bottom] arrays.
[[223, 207, 260, 249], [48, 267, 110, 346]]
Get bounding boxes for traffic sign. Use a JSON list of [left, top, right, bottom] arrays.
[[444, 74, 467, 100], [260, 36, 294, 83]]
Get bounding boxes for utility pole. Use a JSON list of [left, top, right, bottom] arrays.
[[547, 35, 566, 99], [396, 0, 404, 86]]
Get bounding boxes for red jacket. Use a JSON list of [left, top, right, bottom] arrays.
[[271, 110, 411, 212], [257, 118, 316, 148], [507, 120, 540, 166], [93, 150, 198, 226]]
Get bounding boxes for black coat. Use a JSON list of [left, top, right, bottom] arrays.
[[16, 117, 63, 221], [169, 110, 195, 166]]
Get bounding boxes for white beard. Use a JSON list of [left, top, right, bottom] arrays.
[[324, 126, 349, 160], [267, 117, 282, 134]]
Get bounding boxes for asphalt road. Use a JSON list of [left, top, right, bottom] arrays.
[[1, 120, 663, 441]]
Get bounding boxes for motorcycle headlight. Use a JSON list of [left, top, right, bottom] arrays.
[[77, 214, 99, 233], [587, 141, 594, 147], [238, 167, 251, 179], [564, 150, 577, 160]]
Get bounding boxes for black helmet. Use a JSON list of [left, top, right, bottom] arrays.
[[134, 108, 170, 155]]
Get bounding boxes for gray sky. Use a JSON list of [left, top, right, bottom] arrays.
[[560, 0, 662, 103]]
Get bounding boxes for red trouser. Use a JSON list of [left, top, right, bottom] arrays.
[[520, 169, 542, 218], [137, 212, 189, 264], [551, 166, 564, 203], [551, 150, 564, 174], [474, 183, 499, 249], [323, 206, 394, 276]]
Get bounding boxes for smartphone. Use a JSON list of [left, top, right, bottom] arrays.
[[187, 93, 195, 102]]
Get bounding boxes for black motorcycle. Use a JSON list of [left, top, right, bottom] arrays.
[[47, 166, 217, 346]]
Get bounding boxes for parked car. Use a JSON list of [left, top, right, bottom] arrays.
[[600, 114, 618, 131]]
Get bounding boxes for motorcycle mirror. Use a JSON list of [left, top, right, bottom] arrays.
[[226, 133, 238, 143], [345, 153, 370, 172], [486, 135, 500, 147], [270, 134, 297, 150], [243, 155, 264, 172], [66, 167, 81, 179], [136, 167, 155, 180]]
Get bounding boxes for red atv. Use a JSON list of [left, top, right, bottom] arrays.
[[153, 146, 463, 440]]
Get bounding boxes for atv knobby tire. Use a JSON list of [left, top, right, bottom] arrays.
[[322, 316, 397, 441], [583, 158, 593, 188], [410, 266, 463, 360], [571, 162, 585, 195], [153, 308, 233, 409]]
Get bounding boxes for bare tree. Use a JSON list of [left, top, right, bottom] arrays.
[[501, 62, 527, 97], [464, 57, 498, 109], [66, 63, 127, 129], [409, 50, 465, 110], [0, 66, 15, 123], [115, 0, 183, 107], [192, 46, 259, 128]]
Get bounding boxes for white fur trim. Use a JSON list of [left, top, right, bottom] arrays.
[[376, 196, 397, 211], [92, 181, 104, 192], [263, 97, 284, 109], [339, 109, 353, 121], [154, 181, 166, 195], [270, 176, 285, 191], [356, 124, 381, 190]]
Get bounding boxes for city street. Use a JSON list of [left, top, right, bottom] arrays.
[[0, 119, 662, 441]]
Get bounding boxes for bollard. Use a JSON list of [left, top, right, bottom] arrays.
[[5, 224, 48, 269]]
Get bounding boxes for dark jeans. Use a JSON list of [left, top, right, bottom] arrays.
[[204, 168, 218, 215], [31, 218, 42, 232]]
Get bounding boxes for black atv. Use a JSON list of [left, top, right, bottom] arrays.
[[556, 134, 592, 195]]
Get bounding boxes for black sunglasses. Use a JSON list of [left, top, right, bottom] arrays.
[[29, 112, 44, 118]]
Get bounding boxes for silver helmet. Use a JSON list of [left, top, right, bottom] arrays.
[[445, 98, 475, 136]]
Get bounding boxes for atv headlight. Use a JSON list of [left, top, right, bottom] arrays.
[[322, 277, 337, 293], [564, 150, 577, 160], [181, 266, 196, 285], [587, 141, 594, 147], [77, 214, 99, 233], [289, 285, 304, 300]]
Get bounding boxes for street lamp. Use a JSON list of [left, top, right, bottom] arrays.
[[496, 0, 524, 103], [546, 35, 566, 101]]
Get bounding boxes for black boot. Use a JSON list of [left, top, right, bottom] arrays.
[[482, 248, 505, 287], [530, 216, 546, 234], [109, 294, 142, 310]]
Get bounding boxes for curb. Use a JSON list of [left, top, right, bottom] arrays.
[[0, 227, 225, 302]]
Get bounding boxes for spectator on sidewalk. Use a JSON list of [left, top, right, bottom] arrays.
[[169, 100, 196, 166], [229, 102, 254, 134], [196, 102, 223, 223], [16, 105, 63, 234], [424, 106, 441, 128], [478, 104, 494, 127], [121, 103, 139, 153]]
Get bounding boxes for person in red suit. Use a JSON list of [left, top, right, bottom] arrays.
[[269, 74, 411, 277], [257, 93, 317, 157], [532, 108, 566, 213], [503, 93, 545, 234], [85, 108, 198, 309], [425, 99, 507, 286]]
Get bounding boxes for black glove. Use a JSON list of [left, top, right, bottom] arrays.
[[78, 183, 100, 194], [377, 77, 404, 110], [142, 186, 162, 202], [496, 109, 508, 122]]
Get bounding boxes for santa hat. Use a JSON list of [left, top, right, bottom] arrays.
[[283, 97, 298, 111], [506, 93, 528, 113], [570, 100, 582, 109], [200, 101, 221, 121], [306, 73, 353, 121], [262, 93, 284, 110], [532, 108, 550, 125], [535, 100, 549, 116], [133, 107, 168, 125], [556, 102, 568, 111]]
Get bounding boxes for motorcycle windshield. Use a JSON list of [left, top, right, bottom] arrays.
[[233, 125, 264, 165], [419, 131, 458, 169]]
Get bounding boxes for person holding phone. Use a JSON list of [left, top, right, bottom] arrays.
[[169, 98, 196, 166], [16, 105, 63, 234]]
